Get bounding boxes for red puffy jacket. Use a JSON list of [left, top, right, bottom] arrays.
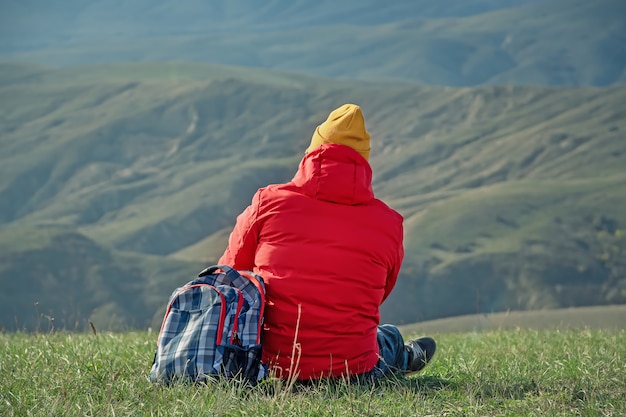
[[218, 144, 404, 380]]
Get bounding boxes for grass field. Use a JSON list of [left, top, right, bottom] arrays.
[[1, 323, 624, 416]]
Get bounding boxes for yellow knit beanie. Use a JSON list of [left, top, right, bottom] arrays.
[[306, 104, 371, 161]]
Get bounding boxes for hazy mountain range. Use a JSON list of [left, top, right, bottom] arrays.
[[0, 0, 625, 330], [1, 0, 625, 86]]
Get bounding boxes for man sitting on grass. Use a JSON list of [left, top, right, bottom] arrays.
[[219, 104, 436, 381]]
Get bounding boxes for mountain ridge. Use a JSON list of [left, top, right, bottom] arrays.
[[2, 0, 624, 86]]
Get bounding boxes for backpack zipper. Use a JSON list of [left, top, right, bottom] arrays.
[[230, 289, 245, 345]]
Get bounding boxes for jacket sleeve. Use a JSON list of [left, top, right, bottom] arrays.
[[218, 189, 263, 271], [381, 222, 404, 303]]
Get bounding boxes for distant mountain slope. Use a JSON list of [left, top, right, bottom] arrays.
[[399, 304, 626, 334], [1, 0, 624, 86], [1, 62, 625, 329], [0, 0, 545, 48], [0, 225, 202, 331]]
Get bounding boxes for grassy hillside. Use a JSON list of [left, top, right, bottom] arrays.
[[1, 0, 624, 86], [0, 225, 203, 331], [1, 325, 624, 416], [1, 62, 625, 330], [399, 304, 626, 334]]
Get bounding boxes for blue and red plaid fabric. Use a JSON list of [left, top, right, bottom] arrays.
[[149, 265, 265, 384]]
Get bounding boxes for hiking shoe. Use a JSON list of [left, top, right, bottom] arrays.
[[405, 336, 436, 375]]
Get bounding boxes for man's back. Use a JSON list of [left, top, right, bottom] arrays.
[[218, 104, 408, 380]]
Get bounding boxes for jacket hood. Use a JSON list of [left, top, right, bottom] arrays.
[[292, 144, 374, 205]]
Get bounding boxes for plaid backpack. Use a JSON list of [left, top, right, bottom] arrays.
[[149, 265, 266, 385]]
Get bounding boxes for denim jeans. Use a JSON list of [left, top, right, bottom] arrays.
[[364, 324, 409, 380]]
